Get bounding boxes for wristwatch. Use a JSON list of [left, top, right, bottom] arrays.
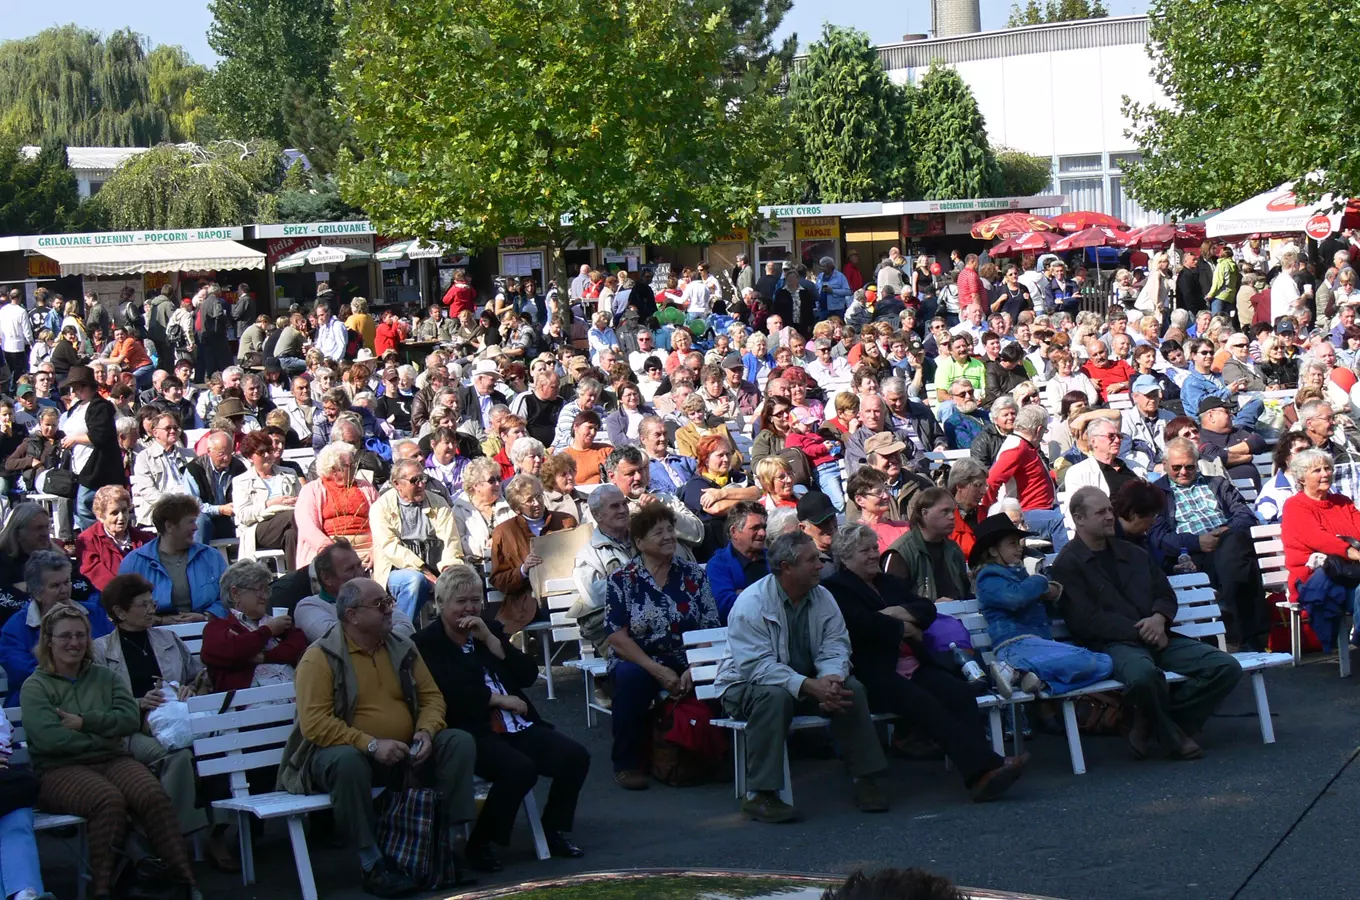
[[366, 738, 379, 756]]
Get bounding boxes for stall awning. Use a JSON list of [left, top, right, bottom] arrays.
[[38, 240, 266, 276]]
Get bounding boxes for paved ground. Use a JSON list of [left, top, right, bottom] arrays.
[[37, 652, 1360, 900]]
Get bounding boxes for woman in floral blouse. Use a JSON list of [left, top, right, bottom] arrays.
[[604, 503, 720, 791]]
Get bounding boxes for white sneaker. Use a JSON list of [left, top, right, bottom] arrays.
[[989, 661, 1019, 698], [1018, 671, 1047, 695]]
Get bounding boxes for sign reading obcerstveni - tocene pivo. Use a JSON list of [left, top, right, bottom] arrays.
[[254, 221, 376, 238], [28, 227, 246, 249]]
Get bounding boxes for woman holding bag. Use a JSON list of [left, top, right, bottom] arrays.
[[91, 574, 239, 872]]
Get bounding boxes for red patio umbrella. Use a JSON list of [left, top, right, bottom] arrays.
[[1048, 211, 1129, 233], [971, 213, 1054, 241], [1052, 225, 1130, 252], [990, 231, 1062, 256], [1123, 223, 1205, 250]]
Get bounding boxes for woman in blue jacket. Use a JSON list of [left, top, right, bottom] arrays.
[[972, 515, 1113, 696], [116, 494, 227, 621]]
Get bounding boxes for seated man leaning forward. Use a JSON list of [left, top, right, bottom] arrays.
[[713, 530, 890, 824], [278, 577, 477, 897], [1051, 486, 1242, 761], [295, 539, 417, 643]]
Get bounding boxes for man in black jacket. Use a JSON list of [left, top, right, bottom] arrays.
[[1053, 486, 1242, 761], [1175, 249, 1207, 317], [186, 431, 247, 542], [60, 365, 126, 529], [414, 564, 588, 871]]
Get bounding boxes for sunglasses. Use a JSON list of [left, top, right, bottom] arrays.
[[1167, 463, 1197, 472]]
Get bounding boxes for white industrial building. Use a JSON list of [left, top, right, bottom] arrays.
[[879, 14, 1168, 226]]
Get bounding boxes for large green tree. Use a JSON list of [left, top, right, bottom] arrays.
[[202, 0, 337, 144], [993, 147, 1053, 197], [788, 25, 913, 203], [0, 140, 82, 234], [90, 140, 283, 230], [911, 65, 1000, 200], [726, 0, 798, 79], [1008, 0, 1109, 27], [1123, 0, 1360, 215], [334, 0, 792, 285], [0, 26, 207, 146]]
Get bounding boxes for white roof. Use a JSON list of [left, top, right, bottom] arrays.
[[37, 240, 266, 276], [20, 146, 151, 173]]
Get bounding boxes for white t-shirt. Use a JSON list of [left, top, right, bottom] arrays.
[[60, 400, 93, 476], [681, 280, 711, 317]]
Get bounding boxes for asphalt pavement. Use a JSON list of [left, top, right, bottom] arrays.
[[41, 651, 1360, 900]]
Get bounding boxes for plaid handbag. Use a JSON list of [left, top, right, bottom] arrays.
[[376, 767, 460, 890]]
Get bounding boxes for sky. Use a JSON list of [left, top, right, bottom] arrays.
[[0, 0, 1151, 65]]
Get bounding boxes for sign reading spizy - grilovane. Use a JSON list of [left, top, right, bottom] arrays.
[[34, 227, 246, 248]]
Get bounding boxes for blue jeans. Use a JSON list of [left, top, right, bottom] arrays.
[[76, 484, 96, 530], [0, 808, 43, 899], [1234, 396, 1265, 431], [277, 356, 307, 376], [814, 460, 845, 512], [133, 363, 155, 390], [387, 569, 433, 620], [610, 659, 675, 772], [995, 635, 1114, 695], [1023, 507, 1069, 554]]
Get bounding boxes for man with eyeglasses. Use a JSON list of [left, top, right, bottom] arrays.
[[1149, 438, 1270, 651], [282, 576, 476, 896], [130, 412, 195, 525], [1180, 338, 1264, 430], [933, 334, 985, 407], [1062, 418, 1145, 526], [1119, 375, 1176, 473], [370, 458, 464, 620], [941, 379, 988, 451]]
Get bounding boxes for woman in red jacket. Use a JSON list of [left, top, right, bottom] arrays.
[[74, 485, 154, 592], [441, 268, 477, 316], [200, 559, 307, 692], [1281, 447, 1360, 648]]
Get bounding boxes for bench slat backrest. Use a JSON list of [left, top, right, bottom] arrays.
[[189, 683, 298, 797], [161, 621, 207, 655], [1250, 523, 1289, 591], [683, 628, 730, 701]]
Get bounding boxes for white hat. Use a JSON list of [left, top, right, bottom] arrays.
[[355, 348, 375, 361], [471, 359, 500, 378]]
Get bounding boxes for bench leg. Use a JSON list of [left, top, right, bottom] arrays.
[[1009, 705, 1024, 758], [286, 815, 319, 900], [1290, 608, 1302, 666], [521, 791, 550, 861], [778, 743, 793, 808], [1341, 615, 1353, 678], [988, 707, 1004, 757], [237, 811, 257, 885], [75, 821, 89, 900], [542, 634, 555, 700], [583, 670, 596, 728], [733, 731, 746, 800], [1061, 700, 1087, 775], [1250, 672, 1276, 744]]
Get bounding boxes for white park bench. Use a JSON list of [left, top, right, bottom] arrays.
[[5, 707, 91, 900], [188, 683, 548, 900], [1254, 522, 1351, 675], [950, 574, 1291, 775], [1231, 477, 1258, 503], [681, 626, 1008, 806]]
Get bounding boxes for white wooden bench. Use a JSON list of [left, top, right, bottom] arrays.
[[954, 575, 1291, 775], [1231, 477, 1258, 503], [1254, 522, 1351, 675], [188, 683, 549, 900], [518, 577, 578, 701], [1252, 453, 1274, 482], [210, 537, 241, 564], [682, 626, 1007, 806], [5, 707, 90, 900], [552, 595, 611, 728]]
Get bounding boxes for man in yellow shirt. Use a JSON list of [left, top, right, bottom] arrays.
[[279, 577, 475, 897]]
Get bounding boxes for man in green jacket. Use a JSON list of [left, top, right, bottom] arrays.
[[278, 577, 475, 897], [1206, 244, 1240, 319]]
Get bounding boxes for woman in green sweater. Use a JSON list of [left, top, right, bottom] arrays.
[[19, 605, 199, 900]]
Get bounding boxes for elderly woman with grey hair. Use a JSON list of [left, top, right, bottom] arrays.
[[201, 560, 307, 692], [971, 393, 1018, 468], [509, 436, 546, 477], [414, 564, 590, 869], [490, 474, 579, 633], [946, 457, 990, 559], [295, 441, 379, 569], [1281, 447, 1360, 650], [823, 524, 1026, 801]]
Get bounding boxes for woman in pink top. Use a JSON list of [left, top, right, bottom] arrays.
[[847, 467, 910, 554]]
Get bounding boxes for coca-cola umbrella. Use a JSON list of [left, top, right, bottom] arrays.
[[1123, 222, 1206, 250], [1048, 211, 1129, 233], [989, 231, 1062, 257], [971, 213, 1055, 241]]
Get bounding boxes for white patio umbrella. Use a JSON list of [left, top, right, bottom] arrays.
[[274, 244, 374, 272]]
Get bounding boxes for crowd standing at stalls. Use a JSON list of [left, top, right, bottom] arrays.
[[0, 226, 1357, 897]]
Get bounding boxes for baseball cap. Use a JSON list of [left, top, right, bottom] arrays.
[[797, 491, 837, 525], [15, 385, 33, 397], [1197, 396, 1230, 415], [1275, 317, 1297, 335], [1131, 374, 1161, 395], [790, 406, 819, 426], [864, 431, 906, 456], [721, 352, 745, 371]]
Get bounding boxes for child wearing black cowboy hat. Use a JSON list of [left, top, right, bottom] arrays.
[[971, 513, 1115, 699]]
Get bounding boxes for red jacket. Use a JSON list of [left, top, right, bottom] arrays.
[[75, 521, 155, 592], [957, 266, 984, 312], [199, 613, 309, 691], [1281, 490, 1360, 601], [442, 281, 477, 316], [374, 321, 404, 357], [984, 434, 1056, 512], [843, 261, 864, 293]]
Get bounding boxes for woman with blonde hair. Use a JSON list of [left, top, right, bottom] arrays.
[[541, 452, 589, 521], [1135, 251, 1171, 320], [490, 474, 579, 632], [345, 297, 375, 352], [755, 456, 799, 512]]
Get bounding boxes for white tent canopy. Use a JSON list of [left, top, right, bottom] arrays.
[[1205, 179, 1345, 239], [274, 244, 373, 271], [38, 240, 265, 277]]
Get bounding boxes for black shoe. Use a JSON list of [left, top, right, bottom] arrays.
[[464, 842, 504, 873], [545, 830, 585, 859], [361, 860, 417, 899]]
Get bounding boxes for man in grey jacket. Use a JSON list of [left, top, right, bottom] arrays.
[[714, 530, 888, 824]]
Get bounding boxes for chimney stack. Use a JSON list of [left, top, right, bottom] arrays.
[[931, 0, 982, 38]]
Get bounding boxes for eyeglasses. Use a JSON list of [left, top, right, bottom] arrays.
[[50, 631, 87, 643], [1195, 350, 1214, 356], [360, 595, 397, 611], [1167, 463, 1197, 472], [951, 390, 974, 398], [403, 474, 429, 485]]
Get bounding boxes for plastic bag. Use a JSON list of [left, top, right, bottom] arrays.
[[146, 683, 194, 750]]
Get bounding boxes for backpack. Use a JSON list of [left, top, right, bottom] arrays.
[[166, 319, 188, 349], [119, 301, 146, 338]]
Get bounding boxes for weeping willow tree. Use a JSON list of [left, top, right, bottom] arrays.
[[0, 25, 208, 146], [91, 140, 284, 230]]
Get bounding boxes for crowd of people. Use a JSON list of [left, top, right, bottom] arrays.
[[0, 228, 1357, 897]]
